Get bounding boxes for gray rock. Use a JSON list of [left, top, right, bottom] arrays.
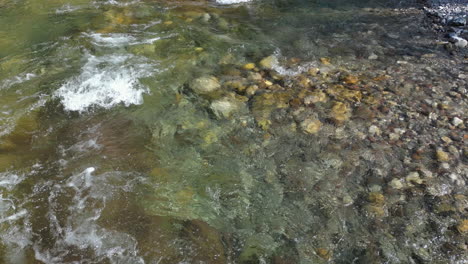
[[451, 36, 467, 48], [190, 76, 221, 95], [452, 117, 463, 126], [210, 97, 244, 118]]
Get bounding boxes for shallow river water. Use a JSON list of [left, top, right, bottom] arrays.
[[0, 0, 467, 263]]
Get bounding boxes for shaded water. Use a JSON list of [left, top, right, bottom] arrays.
[[0, 0, 467, 263]]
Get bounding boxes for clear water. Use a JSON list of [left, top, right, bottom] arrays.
[[0, 0, 466, 263]]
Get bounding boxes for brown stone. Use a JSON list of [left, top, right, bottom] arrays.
[[315, 248, 331, 260], [343, 75, 359, 85], [456, 219, 468, 233], [368, 192, 385, 205]]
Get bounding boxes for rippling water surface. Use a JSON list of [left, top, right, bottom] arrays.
[[0, 0, 466, 263]]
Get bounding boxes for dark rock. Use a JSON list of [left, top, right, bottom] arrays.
[[447, 16, 467, 26]]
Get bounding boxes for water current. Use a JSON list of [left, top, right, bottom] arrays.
[[0, 0, 467, 263]]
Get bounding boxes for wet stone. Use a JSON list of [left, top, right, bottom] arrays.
[[259, 55, 278, 69], [190, 76, 221, 95], [456, 219, 468, 233], [330, 101, 351, 124], [300, 118, 322, 134], [436, 149, 450, 162], [406, 171, 423, 185], [210, 97, 245, 119], [389, 178, 404, 189], [368, 192, 385, 205]]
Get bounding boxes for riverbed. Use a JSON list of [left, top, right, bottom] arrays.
[[0, 0, 467, 263]]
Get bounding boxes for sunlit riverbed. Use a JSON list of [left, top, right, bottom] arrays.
[[0, 0, 467, 263]]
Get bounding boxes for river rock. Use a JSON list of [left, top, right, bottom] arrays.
[[368, 192, 385, 205], [389, 178, 404, 189], [259, 55, 278, 69], [448, 17, 466, 27], [190, 76, 221, 95], [406, 172, 423, 185], [300, 118, 322, 134], [304, 90, 327, 104], [456, 219, 468, 233], [452, 117, 463, 127], [243, 63, 255, 70], [210, 97, 244, 118], [436, 149, 450, 162], [342, 75, 359, 85], [330, 102, 351, 124], [369, 125, 381, 136], [450, 36, 468, 48]]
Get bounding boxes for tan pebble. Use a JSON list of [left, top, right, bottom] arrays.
[[308, 67, 320, 76], [301, 119, 322, 134], [259, 55, 277, 69], [389, 178, 403, 189], [245, 85, 258, 96], [242, 63, 255, 70], [343, 75, 359, 85], [368, 192, 385, 205], [456, 219, 468, 233], [320, 57, 331, 65], [436, 149, 450, 162], [366, 205, 385, 217], [315, 248, 331, 260], [331, 102, 351, 123], [406, 172, 423, 185], [441, 136, 452, 144]]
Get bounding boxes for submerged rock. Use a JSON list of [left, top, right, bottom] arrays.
[[406, 171, 423, 185], [436, 149, 450, 162], [451, 36, 467, 48], [389, 178, 404, 189], [330, 101, 351, 124], [452, 117, 463, 127], [305, 90, 328, 104], [456, 219, 468, 233], [243, 63, 256, 70], [300, 118, 322, 134], [210, 97, 245, 118], [342, 75, 359, 85], [315, 248, 331, 260], [259, 55, 278, 69], [190, 76, 221, 95]]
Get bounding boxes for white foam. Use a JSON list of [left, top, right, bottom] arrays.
[[86, 32, 160, 46], [86, 33, 139, 47], [216, 0, 252, 4], [55, 54, 153, 112], [55, 4, 81, 14], [69, 139, 102, 153], [0, 209, 27, 223], [95, 0, 141, 7], [1, 73, 37, 90], [0, 166, 146, 263], [0, 173, 24, 190]]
